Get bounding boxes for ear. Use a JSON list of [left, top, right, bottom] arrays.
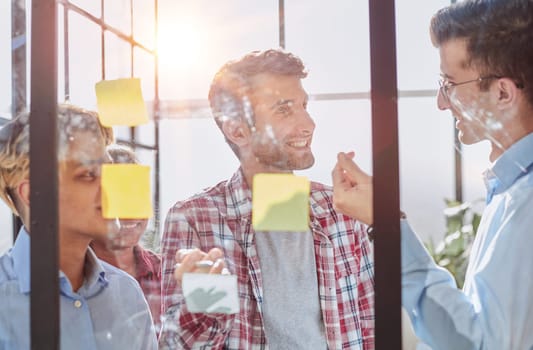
[[221, 119, 252, 148], [495, 77, 518, 109], [16, 179, 30, 208]]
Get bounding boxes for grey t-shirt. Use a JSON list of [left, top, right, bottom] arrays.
[[255, 231, 328, 350]]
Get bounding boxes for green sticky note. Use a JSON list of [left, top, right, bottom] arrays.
[[95, 78, 149, 127], [252, 173, 310, 232], [101, 164, 153, 219]]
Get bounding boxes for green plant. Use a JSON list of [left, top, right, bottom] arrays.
[[425, 199, 482, 289]]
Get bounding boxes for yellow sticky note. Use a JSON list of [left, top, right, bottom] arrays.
[[95, 78, 149, 127], [101, 164, 153, 219], [252, 173, 310, 232]]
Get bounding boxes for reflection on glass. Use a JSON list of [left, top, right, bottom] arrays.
[[134, 46, 155, 101], [285, 0, 370, 93], [104, 0, 131, 35], [398, 97, 455, 243], [0, 0, 12, 118], [395, 0, 450, 90], [104, 31, 132, 80], [68, 11, 102, 108], [69, 0, 101, 18], [133, 0, 156, 50], [157, 0, 278, 100]]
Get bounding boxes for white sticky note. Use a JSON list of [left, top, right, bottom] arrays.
[[182, 273, 239, 315]]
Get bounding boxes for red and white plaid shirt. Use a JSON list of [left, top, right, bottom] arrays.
[[159, 169, 374, 350], [134, 245, 162, 333]]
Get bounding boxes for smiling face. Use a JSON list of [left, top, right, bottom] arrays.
[[437, 39, 500, 145], [59, 131, 110, 240], [245, 73, 315, 173], [96, 145, 148, 250], [104, 218, 148, 250]]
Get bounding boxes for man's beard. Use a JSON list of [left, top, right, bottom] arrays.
[[251, 136, 315, 171]]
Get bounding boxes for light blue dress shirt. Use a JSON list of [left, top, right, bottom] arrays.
[[0, 228, 158, 350], [402, 132, 533, 350]]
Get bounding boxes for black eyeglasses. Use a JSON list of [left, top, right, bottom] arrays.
[[437, 76, 501, 103]]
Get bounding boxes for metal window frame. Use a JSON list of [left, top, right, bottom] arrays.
[[11, 0, 162, 242], [58, 0, 162, 235]]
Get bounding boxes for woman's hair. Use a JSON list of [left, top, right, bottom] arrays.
[[0, 104, 114, 215], [107, 143, 139, 165]]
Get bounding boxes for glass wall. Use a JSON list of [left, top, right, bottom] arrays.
[[0, 0, 13, 254], [152, 0, 487, 247], [0, 1, 11, 120], [1, 0, 490, 261], [2, 1, 495, 347]]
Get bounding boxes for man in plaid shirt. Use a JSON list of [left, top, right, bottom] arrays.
[[159, 49, 374, 350]]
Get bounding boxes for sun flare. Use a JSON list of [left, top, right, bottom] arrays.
[[156, 19, 208, 71]]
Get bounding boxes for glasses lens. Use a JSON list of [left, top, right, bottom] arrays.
[[438, 79, 449, 102]]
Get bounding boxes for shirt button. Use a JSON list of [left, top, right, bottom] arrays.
[[74, 300, 82, 308]]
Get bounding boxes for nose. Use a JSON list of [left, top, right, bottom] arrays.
[[299, 110, 315, 135], [436, 87, 450, 111]]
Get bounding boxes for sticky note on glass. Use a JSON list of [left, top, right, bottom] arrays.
[[252, 173, 310, 232], [101, 164, 152, 218], [182, 273, 239, 314], [95, 78, 149, 127]]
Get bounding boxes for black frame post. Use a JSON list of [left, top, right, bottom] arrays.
[[369, 0, 402, 348], [30, 0, 59, 349]]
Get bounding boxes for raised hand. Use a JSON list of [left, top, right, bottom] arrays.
[[332, 151, 374, 225]]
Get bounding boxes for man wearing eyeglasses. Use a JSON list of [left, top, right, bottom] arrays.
[[332, 1, 533, 349]]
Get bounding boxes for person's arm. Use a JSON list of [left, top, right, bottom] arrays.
[[401, 188, 533, 350], [158, 206, 235, 349], [332, 151, 533, 349]]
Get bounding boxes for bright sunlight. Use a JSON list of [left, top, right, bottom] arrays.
[[156, 19, 209, 73]]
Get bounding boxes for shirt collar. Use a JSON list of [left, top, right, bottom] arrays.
[[309, 183, 330, 219], [58, 248, 108, 299], [225, 168, 253, 220], [84, 246, 108, 290], [10, 227, 108, 295], [12, 226, 31, 294], [484, 132, 533, 202]]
